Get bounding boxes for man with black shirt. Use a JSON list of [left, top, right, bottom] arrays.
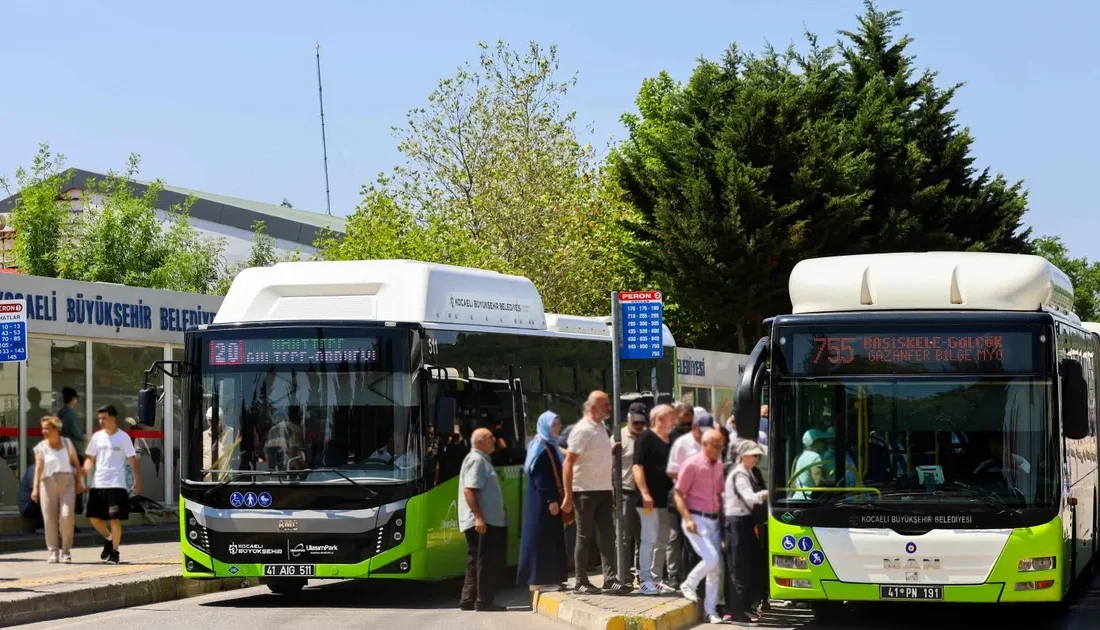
[[633, 404, 677, 595]]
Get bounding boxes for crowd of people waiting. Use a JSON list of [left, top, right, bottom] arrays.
[[457, 391, 771, 624]]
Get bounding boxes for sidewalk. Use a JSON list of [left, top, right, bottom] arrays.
[[532, 576, 815, 630], [0, 541, 246, 627], [0, 511, 179, 553]]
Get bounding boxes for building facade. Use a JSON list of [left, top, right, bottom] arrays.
[[676, 347, 749, 423], [0, 273, 223, 510], [0, 169, 347, 268]]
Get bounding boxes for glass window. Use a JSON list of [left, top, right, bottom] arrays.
[[0, 362, 18, 509], [172, 346, 183, 499], [92, 343, 166, 502], [186, 328, 421, 485], [772, 377, 1057, 509], [25, 338, 86, 461]]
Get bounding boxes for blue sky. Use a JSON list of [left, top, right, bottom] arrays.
[[1, 1, 1096, 259]]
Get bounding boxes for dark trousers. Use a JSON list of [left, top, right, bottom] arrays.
[[574, 490, 616, 586], [461, 525, 507, 607], [724, 516, 765, 620], [666, 488, 683, 585]]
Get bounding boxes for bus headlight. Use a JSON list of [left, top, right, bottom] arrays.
[[1018, 556, 1056, 572], [773, 555, 808, 570]]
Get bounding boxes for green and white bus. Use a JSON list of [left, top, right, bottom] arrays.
[[137, 260, 675, 593], [733, 252, 1099, 614]]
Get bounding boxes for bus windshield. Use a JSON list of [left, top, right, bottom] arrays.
[[771, 323, 1058, 511], [182, 327, 423, 485]]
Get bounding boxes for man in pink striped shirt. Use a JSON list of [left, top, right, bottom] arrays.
[[673, 429, 725, 624]]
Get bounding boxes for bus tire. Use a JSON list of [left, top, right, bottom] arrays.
[[810, 601, 845, 621], [264, 578, 307, 594]]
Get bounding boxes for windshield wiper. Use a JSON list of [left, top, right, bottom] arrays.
[[828, 499, 911, 513], [292, 468, 380, 499], [202, 470, 287, 502], [936, 480, 1022, 514], [201, 468, 379, 502]]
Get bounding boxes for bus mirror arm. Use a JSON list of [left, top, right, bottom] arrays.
[[137, 360, 190, 427], [734, 337, 769, 440]]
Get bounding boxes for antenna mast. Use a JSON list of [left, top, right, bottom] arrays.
[[315, 42, 332, 216]]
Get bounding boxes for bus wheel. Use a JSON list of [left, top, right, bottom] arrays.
[[264, 578, 307, 594], [811, 601, 845, 621]]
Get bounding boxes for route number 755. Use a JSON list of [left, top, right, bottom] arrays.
[[813, 337, 856, 364]]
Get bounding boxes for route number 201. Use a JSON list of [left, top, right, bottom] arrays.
[[813, 337, 856, 364]]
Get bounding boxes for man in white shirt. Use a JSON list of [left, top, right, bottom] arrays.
[[202, 406, 238, 481], [82, 405, 139, 565], [562, 391, 632, 594]]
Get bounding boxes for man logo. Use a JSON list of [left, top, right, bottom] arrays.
[[884, 558, 941, 570]]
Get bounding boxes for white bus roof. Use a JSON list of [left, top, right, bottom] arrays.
[[789, 252, 1077, 320], [1083, 322, 1100, 336], [215, 259, 676, 344], [545, 313, 676, 347]]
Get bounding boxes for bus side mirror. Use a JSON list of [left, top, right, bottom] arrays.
[[1061, 359, 1089, 440], [137, 388, 158, 426], [435, 396, 457, 437], [734, 337, 769, 439]]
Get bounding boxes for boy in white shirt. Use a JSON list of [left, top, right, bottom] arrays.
[[83, 405, 140, 564]]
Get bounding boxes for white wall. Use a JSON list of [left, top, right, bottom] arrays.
[[154, 209, 317, 266]]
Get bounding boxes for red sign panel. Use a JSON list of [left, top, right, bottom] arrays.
[[618, 291, 663, 302]]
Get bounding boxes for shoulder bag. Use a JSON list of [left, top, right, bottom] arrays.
[[544, 443, 575, 527], [732, 468, 768, 525]]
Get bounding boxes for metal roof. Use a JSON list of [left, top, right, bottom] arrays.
[[0, 169, 346, 247]]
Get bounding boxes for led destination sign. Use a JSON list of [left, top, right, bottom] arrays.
[[209, 337, 379, 366], [782, 327, 1040, 375]]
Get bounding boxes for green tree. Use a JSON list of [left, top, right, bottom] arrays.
[[56, 153, 226, 294], [214, 220, 292, 295], [1033, 236, 1100, 321], [317, 41, 640, 316], [0, 143, 73, 276], [610, 2, 1031, 352]]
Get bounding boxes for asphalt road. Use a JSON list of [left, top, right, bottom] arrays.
[[15, 570, 1100, 629], [16, 578, 563, 630]]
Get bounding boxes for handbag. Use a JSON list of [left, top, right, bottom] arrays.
[[544, 444, 575, 527], [62, 438, 85, 515], [733, 468, 768, 525]]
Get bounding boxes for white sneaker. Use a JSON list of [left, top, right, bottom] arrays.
[[61, 552, 72, 564], [657, 582, 678, 595], [680, 584, 699, 603], [706, 613, 725, 624], [638, 581, 660, 596], [47, 552, 59, 564]]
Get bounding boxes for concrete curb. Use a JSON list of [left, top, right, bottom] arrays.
[[532, 591, 700, 630], [1, 574, 249, 627]]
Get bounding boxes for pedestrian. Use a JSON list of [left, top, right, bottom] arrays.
[[82, 405, 140, 564], [632, 403, 677, 595], [667, 407, 714, 590], [458, 427, 508, 611], [56, 387, 84, 463], [517, 411, 569, 593], [562, 391, 631, 594], [724, 440, 769, 623], [663, 402, 696, 587], [620, 402, 647, 585], [673, 429, 726, 624], [32, 416, 82, 563]]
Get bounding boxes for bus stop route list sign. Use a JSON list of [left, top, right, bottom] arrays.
[[0, 300, 27, 363], [619, 291, 664, 360]]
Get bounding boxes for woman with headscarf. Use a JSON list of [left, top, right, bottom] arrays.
[[517, 411, 569, 592]]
